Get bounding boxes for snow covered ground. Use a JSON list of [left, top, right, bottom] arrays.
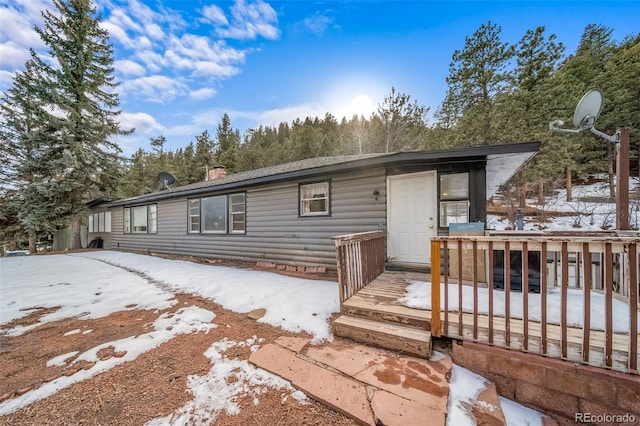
[[0, 252, 544, 424], [487, 177, 639, 231]]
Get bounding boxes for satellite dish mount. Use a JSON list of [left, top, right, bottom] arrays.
[[549, 89, 619, 143], [548, 88, 631, 230], [157, 172, 176, 191]]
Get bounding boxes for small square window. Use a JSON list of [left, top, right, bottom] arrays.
[[440, 201, 470, 227], [440, 173, 469, 200], [300, 181, 330, 216]]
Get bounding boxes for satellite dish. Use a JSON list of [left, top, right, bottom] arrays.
[[549, 88, 618, 143], [573, 89, 603, 130], [157, 172, 176, 190]]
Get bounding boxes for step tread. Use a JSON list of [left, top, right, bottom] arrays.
[[334, 314, 431, 342], [343, 297, 430, 319]]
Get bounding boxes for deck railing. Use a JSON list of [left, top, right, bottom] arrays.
[[431, 234, 639, 375], [333, 231, 386, 304]]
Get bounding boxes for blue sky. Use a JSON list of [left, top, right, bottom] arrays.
[[0, 0, 638, 155]]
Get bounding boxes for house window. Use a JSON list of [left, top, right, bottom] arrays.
[[123, 205, 157, 234], [229, 194, 246, 233], [124, 208, 131, 233], [300, 181, 330, 216], [440, 201, 470, 227], [188, 199, 200, 233], [188, 193, 245, 235], [87, 211, 111, 233], [149, 204, 157, 233], [202, 196, 227, 233], [439, 173, 469, 227]]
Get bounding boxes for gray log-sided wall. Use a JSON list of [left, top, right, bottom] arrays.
[[109, 167, 387, 269]]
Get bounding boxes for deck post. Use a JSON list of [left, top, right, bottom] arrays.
[[431, 239, 441, 337]]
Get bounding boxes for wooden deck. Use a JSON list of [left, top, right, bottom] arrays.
[[341, 270, 639, 374]]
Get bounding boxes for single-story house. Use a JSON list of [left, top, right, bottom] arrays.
[[88, 142, 540, 269]]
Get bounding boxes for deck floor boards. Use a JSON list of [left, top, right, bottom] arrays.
[[342, 270, 639, 375]]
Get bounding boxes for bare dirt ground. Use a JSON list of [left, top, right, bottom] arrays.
[[0, 287, 356, 426]]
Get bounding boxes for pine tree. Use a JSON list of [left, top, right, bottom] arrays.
[[192, 130, 215, 182], [554, 24, 617, 199], [374, 87, 429, 153], [0, 60, 58, 251], [215, 114, 240, 172], [6, 0, 130, 249], [436, 21, 515, 146]]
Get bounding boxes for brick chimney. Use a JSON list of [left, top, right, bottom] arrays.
[[206, 165, 227, 181]]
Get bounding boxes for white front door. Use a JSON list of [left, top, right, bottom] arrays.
[[387, 171, 437, 264]]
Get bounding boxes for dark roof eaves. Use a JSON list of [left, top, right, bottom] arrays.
[[107, 142, 541, 207]]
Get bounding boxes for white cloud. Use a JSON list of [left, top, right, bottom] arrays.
[[202, 4, 228, 26], [0, 70, 15, 88], [100, 21, 136, 48], [144, 23, 165, 40], [114, 59, 146, 76], [0, 5, 46, 48], [108, 8, 143, 33], [118, 111, 165, 134], [120, 75, 188, 103], [133, 49, 164, 73], [192, 61, 239, 78], [214, 0, 280, 40], [0, 42, 32, 70], [189, 88, 217, 100], [302, 13, 334, 36]]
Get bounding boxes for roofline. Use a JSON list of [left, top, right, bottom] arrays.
[[107, 142, 541, 207], [86, 197, 119, 208]]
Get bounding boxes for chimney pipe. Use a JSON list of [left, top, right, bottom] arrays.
[[207, 165, 227, 181]]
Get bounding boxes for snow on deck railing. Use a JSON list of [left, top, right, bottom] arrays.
[[431, 234, 639, 375], [332, 231, 386, 305]]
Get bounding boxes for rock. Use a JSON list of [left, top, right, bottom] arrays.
[[247, 308, 267, 320]]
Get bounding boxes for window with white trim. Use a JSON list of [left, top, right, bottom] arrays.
[[229, 194, 246, 233], [123, 205, 157, 234], [87, 211, 111, 233], [188, 199, 200, 233], [188, 193, 245, 234], [300, 181, 330, 216]]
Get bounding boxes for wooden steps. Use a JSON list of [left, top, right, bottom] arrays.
[[342, 296, 431, 330], [333, 271, 433, 359], [333, 315, 431, 358]]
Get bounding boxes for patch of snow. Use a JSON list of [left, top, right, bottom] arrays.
[[488, 176, 639, 231], [399, 280, 638, 332], [145, 337, 305, 426], [46, 351, 79, 367], [0, 306, 216, 415], [73, 251, 340, 342], [476, 400, 497, 412], [63, 329, 81, 336], [82, 329, 93, 335], [447, 365, 545, 426], [0, 255, 176, 335], [446, 365, 487, 426], [500, 396, 543, 426]]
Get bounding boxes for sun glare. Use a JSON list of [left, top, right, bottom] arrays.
[[349, 94, 374, 117]]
